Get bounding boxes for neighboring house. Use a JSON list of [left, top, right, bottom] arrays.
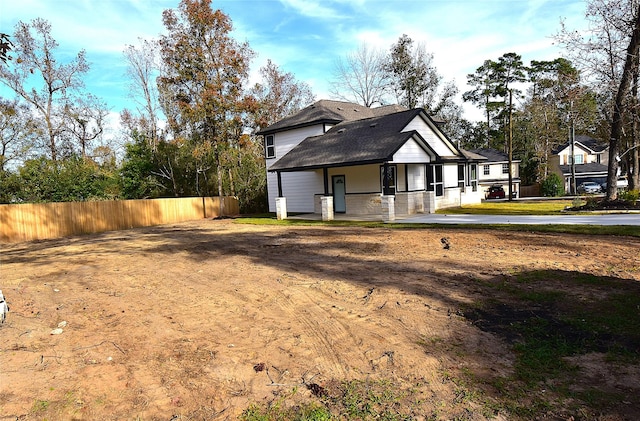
[[257, 100, 485, 221], [550, 135, 609, 191], [470, 148, 521, 198]]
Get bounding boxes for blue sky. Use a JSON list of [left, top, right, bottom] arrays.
[[1, 0, 588, 128]]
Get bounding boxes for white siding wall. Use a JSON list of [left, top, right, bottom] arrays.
[[266, 125, 326, 213], [557, 145, 591, 165], [443, 164, 459, 188], [460, 188, 483, 206], [479, 162, 520, 183], [407, 164, 425, 191], [392, 137, 432, 163], [402, 116, 457, 157], [266, 126, 325, 169], [267, 171, 323, 212]]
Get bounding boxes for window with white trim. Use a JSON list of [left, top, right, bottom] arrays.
[[380, 165, 397, 195], [483, 164, 490, 175], [568, 154, 584, 164], [502, 163, 509, 174], [427, 164, 443, 197], [265, 135, 275, 159], [458, 164, 465, 189]]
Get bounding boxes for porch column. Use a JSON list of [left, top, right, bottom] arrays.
[[424, 191, 435, 214], [381, 195, 395, 222], [321, 196, 334, 221], [275, 197, 287, 220]]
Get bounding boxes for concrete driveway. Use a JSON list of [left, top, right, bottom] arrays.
[[399, 213, 640, 225]]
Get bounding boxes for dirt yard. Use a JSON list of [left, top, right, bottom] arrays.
[[1, 219, 639, 420]]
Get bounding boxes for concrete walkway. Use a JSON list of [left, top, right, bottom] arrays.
[[288, 212, 640, 225], [398, 213, 640, 225]]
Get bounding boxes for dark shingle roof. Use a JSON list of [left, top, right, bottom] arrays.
[[256, 100, 407, 135], [268, 109, 434, 172], [459, 149, 488, 161], [469, 148, 507, 162], [469, 147, 522, 163], [552, 135, 608, 154]]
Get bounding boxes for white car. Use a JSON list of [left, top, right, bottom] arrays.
[[600, 178, 629, 191], [577, 182, 602, 194]]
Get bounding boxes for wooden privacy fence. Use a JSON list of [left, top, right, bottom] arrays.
[[520, 184, 541, 198], [0, 196, 239, 243]]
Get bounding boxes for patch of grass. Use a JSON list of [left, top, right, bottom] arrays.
[[31, 399, 50, 413], [234, 215, 640, 237], [512, 316, 580, 383], [462, 270, 640, 417], [241, 401, 332, 421], [241, 379, 420, 421], [435, 200, 574, 215]]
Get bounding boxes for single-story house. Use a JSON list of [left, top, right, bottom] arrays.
[[257, 100, 485, 221], [470, 148, 521, 198], [550, 135, 609, 191]]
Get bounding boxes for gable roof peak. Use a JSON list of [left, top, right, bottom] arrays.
[[257, 99, 408, 135]]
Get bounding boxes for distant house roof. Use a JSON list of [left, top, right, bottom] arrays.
[[558, 162, 608, 176], [469, 148, 521, 163], [256, 100, 407, 135], [459, 149, 488, 161], [552, 135, 608, 154], [268, 109, 453, 172]]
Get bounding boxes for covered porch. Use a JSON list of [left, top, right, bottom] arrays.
[[273, 162, 481, 222]]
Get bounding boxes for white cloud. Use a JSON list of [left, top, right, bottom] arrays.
[[1, 0, 591, 127], [278, 0, 345, 19]]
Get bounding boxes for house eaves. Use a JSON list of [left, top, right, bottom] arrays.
[[552, 135, 609, 155], [268, 131, 419, 172], [268, 109, 443, 172]]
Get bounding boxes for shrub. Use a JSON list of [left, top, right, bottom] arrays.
[[585, 196, 600, 209], [618, 189, 639, 205], [541, 173, 564, 197]]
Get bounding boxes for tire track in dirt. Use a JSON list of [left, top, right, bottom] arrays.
[[272, 284, 365, 378]]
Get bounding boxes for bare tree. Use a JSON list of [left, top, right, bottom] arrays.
[[0, 18, 90, 161], [330, 43, 388, 107], [64, 94, 109, 159], [123, 39, 162, 150], [557, 0, 640, 197]]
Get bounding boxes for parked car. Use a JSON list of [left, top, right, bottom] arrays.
[[577, 181, 602, 194], [486, 185, 506, 199], [600, 178, 628, 191]]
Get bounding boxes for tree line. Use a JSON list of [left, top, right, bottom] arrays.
[[0, 1, 316, 212], [328, 0, 640, 198], [1, 0, 638, 210]]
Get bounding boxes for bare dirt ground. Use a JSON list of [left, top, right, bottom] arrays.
[[1, 219, 639, 420]]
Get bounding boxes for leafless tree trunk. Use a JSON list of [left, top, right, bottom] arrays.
[[124, 40, 161, 151], [0, 19, 89, 161], [606, 6, 640, 200]]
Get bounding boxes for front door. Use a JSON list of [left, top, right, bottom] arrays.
[[332, 175, 346, 213]]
